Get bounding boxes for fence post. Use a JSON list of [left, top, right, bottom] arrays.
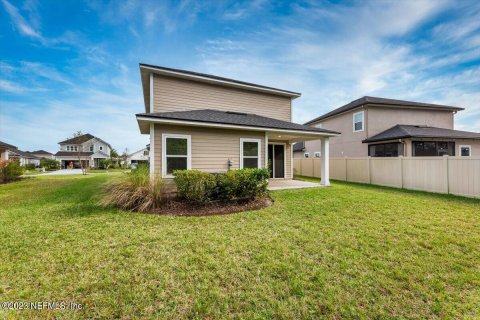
[[367, 156, 371, 184], [399, 156, 404, 189], [344, 157, 348, 181], [444, 155, 449, 194]]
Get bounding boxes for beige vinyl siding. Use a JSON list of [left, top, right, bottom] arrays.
[[153, 75, 292, 122], [153, 124, 265, 177]]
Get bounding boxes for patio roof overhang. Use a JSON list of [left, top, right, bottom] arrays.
[[136, 115, 338, 141]]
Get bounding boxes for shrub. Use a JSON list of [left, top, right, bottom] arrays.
[[174, 168, 269, 204], [99, 158, 112, 169], [0, 160, 24, 183], [40, 158, 60, 170], [217, 168, 269, 201], [24, 163, 36, 170], [100, 165, 165, 212], [174, 170, 217, 204]]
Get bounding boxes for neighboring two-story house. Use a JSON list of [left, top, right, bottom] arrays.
[[55, 133, 111, 168], [125, 147, 149, 167], [295, 96, 480, 158], [0, 140, 41, 166], [135, 63, 339, 185]]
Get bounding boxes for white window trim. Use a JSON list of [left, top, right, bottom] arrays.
[[353, 111, 364, 132], [304, 152, 310, 158], [459, 145, 472, 157], [314, 152, 321, 158], [240, 138, 261, 169], [314, 123, 322, 128], [162, 134, 192, 178]]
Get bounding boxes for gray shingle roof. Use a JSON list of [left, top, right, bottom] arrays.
[[140, 63, 301, 97], [59, 134, 95, 145], [137, 109, 340, 135], [363, 125, 480, 143], [293, 142, 305, 152], [55, 151, 94, 157], [305, 96, 464, 125], [31, 150, 53, 155], [0, 140, 17, 150]]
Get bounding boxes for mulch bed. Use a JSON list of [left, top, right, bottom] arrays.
[[151, 197, 274, 216]]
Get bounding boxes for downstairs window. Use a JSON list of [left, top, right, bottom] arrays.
[[240, 139, 261, 169], [162, 134, 191, 177]]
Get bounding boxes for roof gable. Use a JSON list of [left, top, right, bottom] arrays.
[[305, 96, 464, 125]]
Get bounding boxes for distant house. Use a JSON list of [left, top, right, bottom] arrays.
[[29, 150, 55, 160], [295, 96, 480, 158], [126, 148, 149, 167], [0, 140, 41, 166], [55, 134, 111, 168]]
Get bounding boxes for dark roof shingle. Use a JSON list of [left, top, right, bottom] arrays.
[[0, 140, 17, 150], [137, 109, 339, 135], [363, 125, 480, 143], [305, 96, 464, 125], [59, 134, 95, 145], [55, 151, 94, 157], [31, 150, 53, 155]]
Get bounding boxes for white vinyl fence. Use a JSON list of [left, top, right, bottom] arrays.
[[294, 156, 480, 198]]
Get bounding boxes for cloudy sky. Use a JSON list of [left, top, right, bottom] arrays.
[[1, 0, 479, 153]]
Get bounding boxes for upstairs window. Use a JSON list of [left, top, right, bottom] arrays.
[[240, 139, 261, 169], [353, 111, 364, 132], [460, 145, 471, 157], [90, 145, 94, 152], [162, 134, 191, 177], [99, 146, 103, 151], [304, 152, 310, 158], [314, 152, 321, 158], [143, 150, 149, 156], [315, 123, 322, 128]]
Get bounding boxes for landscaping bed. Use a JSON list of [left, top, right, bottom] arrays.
[[152, 196, 273, 216]]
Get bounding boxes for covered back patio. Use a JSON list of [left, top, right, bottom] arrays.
[[265, 130, 332, 186]]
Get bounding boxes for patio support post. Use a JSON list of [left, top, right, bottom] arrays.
[[264, 131, 268, 168], [320, 137, 330, 186]]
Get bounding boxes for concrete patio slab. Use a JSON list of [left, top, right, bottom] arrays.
[[268, 179, 322, 190]]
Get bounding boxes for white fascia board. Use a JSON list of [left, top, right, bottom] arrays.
[[136, 116, 339, 137]]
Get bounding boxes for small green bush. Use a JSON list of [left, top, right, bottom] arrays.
[[99, 158, 112, 169], [174, 168, 269, 204], [174, 170, 217, 204], [40, 158, 60, 170], [24, 163, 36, 170], [0, 160, 24, 183], [218, 168, 269, 200], [100, 165, 165, 212]]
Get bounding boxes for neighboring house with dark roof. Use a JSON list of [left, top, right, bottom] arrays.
[[136, 63, 339, 185], [29, 150, 55, 160], [55, 134, 112, 168], [0, 141, 42, 166], [295, 96, 480, 158]]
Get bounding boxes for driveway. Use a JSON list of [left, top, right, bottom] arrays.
[[42, 169, 85, 175]]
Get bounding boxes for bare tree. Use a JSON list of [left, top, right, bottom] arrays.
[[70, 131, 88, 175]]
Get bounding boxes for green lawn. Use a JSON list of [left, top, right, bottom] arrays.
[[87, 168, 129, 173], [1, 175, 479, 319]]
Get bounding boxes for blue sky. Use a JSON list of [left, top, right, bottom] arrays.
[[1, 0, 479, 153]]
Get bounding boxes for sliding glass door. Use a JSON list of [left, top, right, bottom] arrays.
[[268, 144, 285, 178]]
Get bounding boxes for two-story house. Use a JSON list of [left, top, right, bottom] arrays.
[[125, 147, 149, 167], [55, 133, 112, 168], [135, 63, 339, 186], [295, 96, 480, 158]]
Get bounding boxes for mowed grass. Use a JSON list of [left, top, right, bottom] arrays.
[[0, 175, 479, 319]]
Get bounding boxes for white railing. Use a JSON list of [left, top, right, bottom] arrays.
[[294, 156, 480, 198]]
